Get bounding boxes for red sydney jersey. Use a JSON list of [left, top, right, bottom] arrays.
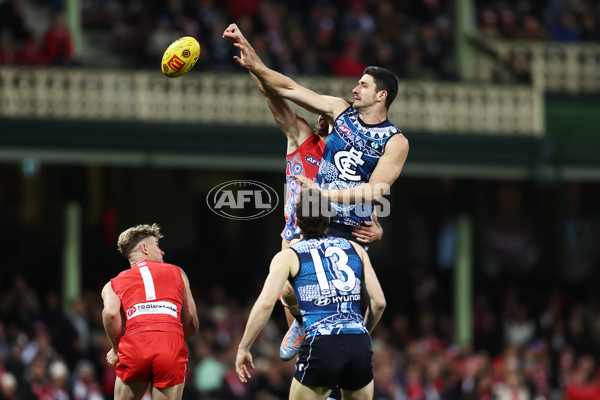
[[111, 260, 184, 337], [282, 134, 326, 241]]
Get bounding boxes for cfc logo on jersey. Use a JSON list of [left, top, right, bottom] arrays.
[[334, 148, 365, 181]]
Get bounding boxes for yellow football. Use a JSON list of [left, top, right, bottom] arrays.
[[161, 37, 201, 78]]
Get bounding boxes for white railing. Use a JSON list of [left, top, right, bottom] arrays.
[[0, 67, 544, 137], [473, 39, 600, 93]]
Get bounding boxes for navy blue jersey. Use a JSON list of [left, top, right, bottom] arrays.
[[316, 106, 401, 226], [290, 236, 367, 337]]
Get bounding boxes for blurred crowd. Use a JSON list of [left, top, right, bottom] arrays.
[[1, 0, 600, 80], [1, 271, 600, 400]]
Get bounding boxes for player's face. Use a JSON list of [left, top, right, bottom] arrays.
[[144, 237, 164, 262], [352, 74, 378, 110]]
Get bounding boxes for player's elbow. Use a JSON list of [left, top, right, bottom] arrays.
[[102, 307, 120, 322], [253, 296, 277, 316], [184, 318, 199, 339], [372, 295, 386, 315]]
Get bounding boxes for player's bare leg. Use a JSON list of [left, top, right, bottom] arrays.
[[151, 383, 185, 400], [290, 378, 332, 400], [114, 378, 149, 400], [280, 281, 306, 361], [280, 238, 307, 361], [341, 380, 375, 400], [281, 281, 301, 319]]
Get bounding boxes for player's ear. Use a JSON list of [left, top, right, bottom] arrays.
[[377, 90, 387, 103]]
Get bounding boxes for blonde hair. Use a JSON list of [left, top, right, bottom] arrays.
[[117, 223, 163, 258]]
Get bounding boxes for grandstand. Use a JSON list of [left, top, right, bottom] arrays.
[[1, 1, 600, 399]]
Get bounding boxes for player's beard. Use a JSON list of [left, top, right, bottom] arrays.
[[315, 124, 329, 138], [315, 116, 330, 138]]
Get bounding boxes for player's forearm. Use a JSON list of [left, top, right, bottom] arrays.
[[364, 301, 385, 333], [102, 311, 122, 350], [251, 64, 297, 98], [238, 301, 273, 352], [182, 314, 199, 339], [364, 292, 386, 333], [326, 183, 387, 203], [249, 71, 268, 95]]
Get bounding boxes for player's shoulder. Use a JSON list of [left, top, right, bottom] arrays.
[[271, 248, 298, 269], [349, 240, 368, 257], [143, 260, 181, 272], [275, 248, 297, 260], [386, 131, 409, 150]]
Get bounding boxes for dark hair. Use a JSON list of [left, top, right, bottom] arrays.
[[363, 66, 398, 110], [296, 189, 330, 239]]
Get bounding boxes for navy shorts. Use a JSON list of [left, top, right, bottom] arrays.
[[294, 334, 373, 391]]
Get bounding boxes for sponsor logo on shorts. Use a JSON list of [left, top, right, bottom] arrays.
[[126, 301, 178, 319], [313, 294, 360, 307], [206, 180, 279, 220]]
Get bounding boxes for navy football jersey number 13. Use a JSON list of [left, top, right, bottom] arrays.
[[290, 236, 368, 337]]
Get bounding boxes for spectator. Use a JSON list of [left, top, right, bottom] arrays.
[[504, 304, 536, 349], [72, 360, 103, 400], [549, 10, 580, 41], [0, 372, 19, 400], [14, 35, 47, 65], [47, 361, 70, 400], [43, 12, 73, 65], [193, 342, 225, 396], [331, 40, 366, 77]]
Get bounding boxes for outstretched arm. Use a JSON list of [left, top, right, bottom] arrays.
[[228, 24, 315, 150], [249, 72, 314, 151], [236, 250, 297, 383], [223, 23, 349, 121]]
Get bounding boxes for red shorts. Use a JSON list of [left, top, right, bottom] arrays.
[[116, 331, 188, 388]]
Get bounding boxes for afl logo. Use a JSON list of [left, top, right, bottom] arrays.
[[126, 306, 136, 317], [182, 49, 190, 58], [339, 125, 352, 135], [207, 180, 279, 220], [313, 297, 332, 306], [305, 156, 321, 167]]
